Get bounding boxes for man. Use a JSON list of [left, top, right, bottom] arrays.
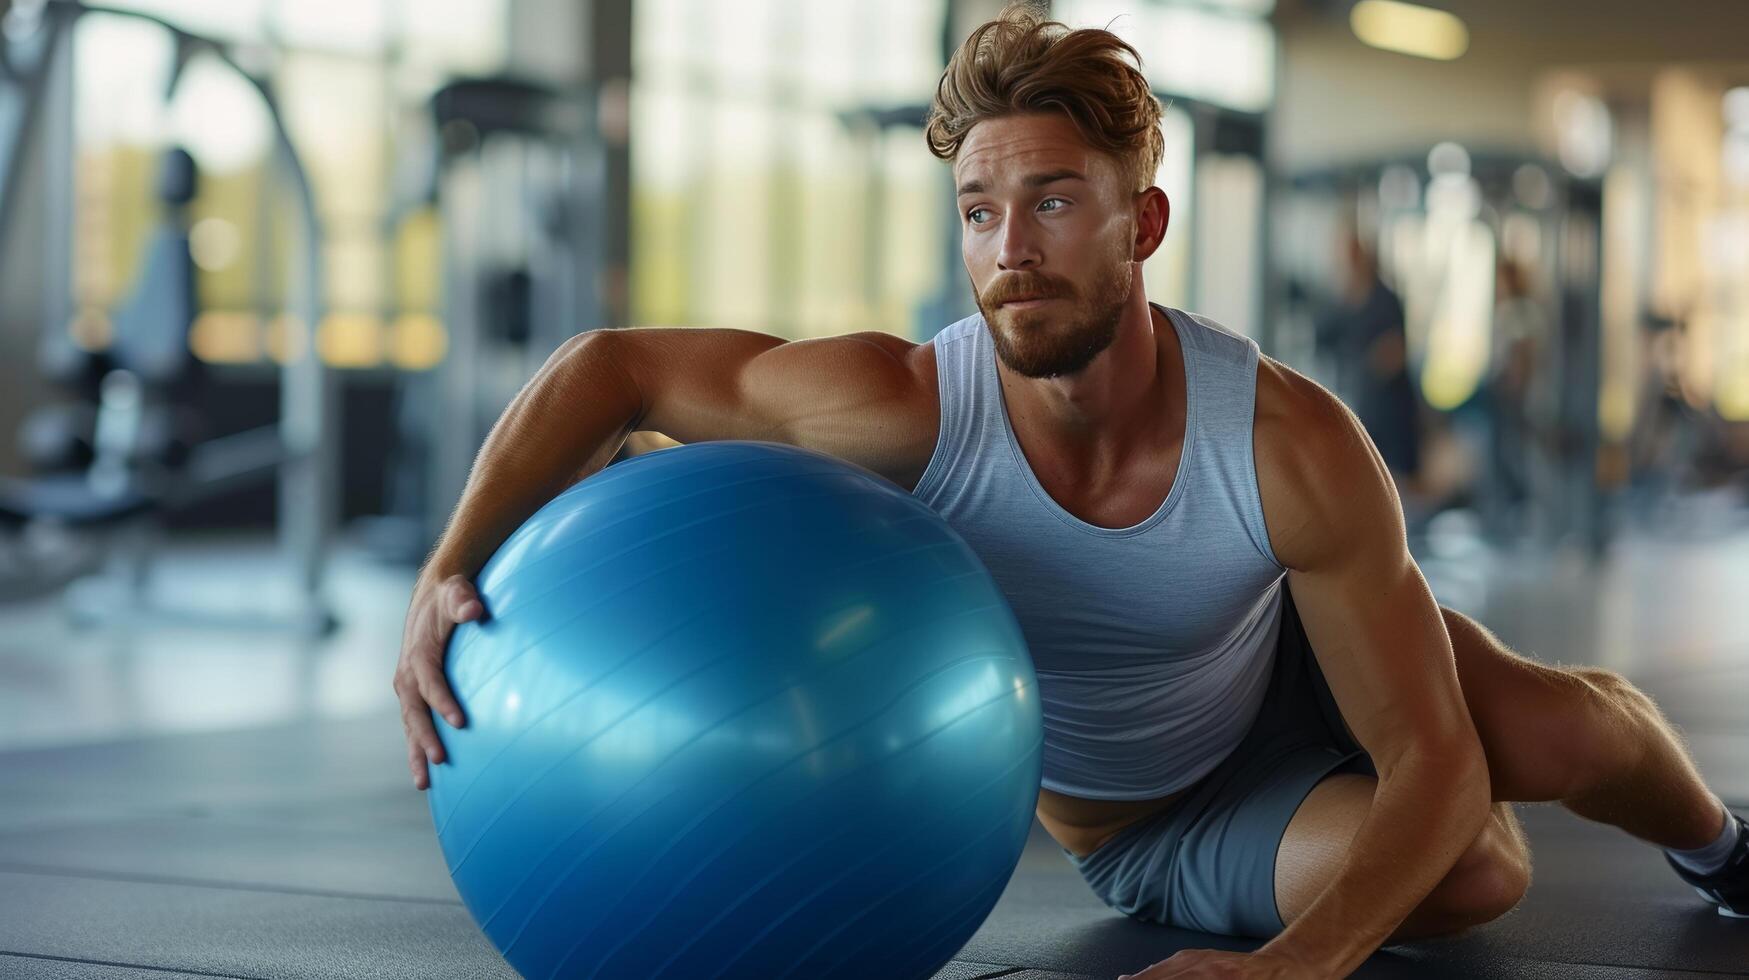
[[395, 7, 1746, 978]]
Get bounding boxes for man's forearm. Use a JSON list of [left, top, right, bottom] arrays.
[[424, 331, 642, 581], [1262, 743, 1491, 977]]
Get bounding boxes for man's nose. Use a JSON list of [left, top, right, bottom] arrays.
[[997, 212, 1042, 271]]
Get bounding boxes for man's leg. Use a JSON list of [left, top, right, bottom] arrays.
[[1275, 774, 1532, 940], [1276, 606, 1733, 939], [1440, 607, 1725, 850]]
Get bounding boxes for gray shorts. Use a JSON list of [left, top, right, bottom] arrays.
[[1064, 586, 1375, 938]]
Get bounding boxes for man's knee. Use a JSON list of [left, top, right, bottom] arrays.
[[1434, 846, 1530, 930], [1562, 667, 1664, 784], [1571, 667, 1661, 720], [1415, 808, 1531, 935]]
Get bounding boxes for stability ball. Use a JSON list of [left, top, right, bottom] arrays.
[[428, 441, 1042, 980]]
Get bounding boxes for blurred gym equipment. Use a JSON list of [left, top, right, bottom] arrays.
[[359, 75, 603, 565], [0, 0, 337, 631]]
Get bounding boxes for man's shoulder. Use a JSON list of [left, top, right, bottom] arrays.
[[1252, 356, 1402, 569], [1254, 356, 1351, 450], [902, 312, 989, 398], [827, 330, 939, 408], [1166, 306, 1254, 354]]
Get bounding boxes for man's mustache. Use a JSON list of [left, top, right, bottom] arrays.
[[983, 275, 1077, 307]]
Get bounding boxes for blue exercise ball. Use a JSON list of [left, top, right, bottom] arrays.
[[428, 441, 1042, 980]]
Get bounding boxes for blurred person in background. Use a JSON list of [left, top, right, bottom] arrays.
[[1628, 315, 1700, 525], [1317, 229, 1422, 494], [1486, 256, 1549, 539]]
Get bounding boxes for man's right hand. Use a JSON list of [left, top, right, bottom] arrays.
[[394, 573, 484, 790]]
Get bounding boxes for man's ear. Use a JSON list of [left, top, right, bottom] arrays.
[[1132, 186, 1169, 263]]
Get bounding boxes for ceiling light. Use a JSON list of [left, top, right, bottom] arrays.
[[1350, 0, 1469, 61]]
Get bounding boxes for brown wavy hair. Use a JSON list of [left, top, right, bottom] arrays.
[[925, 3, 1165, 194]]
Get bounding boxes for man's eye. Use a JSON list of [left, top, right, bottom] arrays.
[[967, 207, 990, 224]]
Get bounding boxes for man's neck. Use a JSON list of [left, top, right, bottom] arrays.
[[994, 290, 1175, 481]]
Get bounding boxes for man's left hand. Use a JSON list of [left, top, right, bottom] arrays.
[[1118, 949, 1324, 980]]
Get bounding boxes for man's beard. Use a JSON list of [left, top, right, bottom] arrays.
[[977, 258, 1132, 379]]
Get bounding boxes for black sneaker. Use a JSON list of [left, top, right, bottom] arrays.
[[1667, 812, 1749, 918]]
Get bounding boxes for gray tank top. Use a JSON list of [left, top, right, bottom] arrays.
[[912, 304, 1287, 800]]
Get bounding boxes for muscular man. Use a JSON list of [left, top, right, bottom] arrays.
[[395, 8, 1746, 978]]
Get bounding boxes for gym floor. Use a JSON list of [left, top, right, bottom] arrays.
[[2, 520, 1748, 979]]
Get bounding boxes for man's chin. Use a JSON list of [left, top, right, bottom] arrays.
[[993, 343, 1094, 380], [1003, 359, 1089, 380], [994, 328, 1119, 379], [993, 305, 1068, 341]]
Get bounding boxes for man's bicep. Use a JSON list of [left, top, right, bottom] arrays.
[[1256, 364, 1475, 770], [630, 327, 938, 484]]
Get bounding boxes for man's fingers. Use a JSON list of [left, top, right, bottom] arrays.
[[401, 695, 448, 768], [417, 658, 466, 729], [407, 739, 430, 791], [397, 575, 479, 791], [419, 581, 476, 665], [446, 576, 483, 622]]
